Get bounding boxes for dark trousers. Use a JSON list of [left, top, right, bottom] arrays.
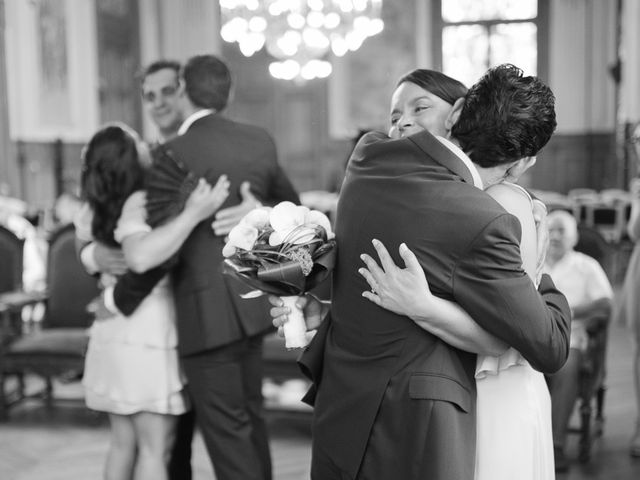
[[182, 334, 272, 480], [168, 409, 196, 480], [547, 348, 582, 448]]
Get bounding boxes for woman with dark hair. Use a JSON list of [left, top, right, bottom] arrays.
[[389, 68, 468, 139], [271, 65, 557, 479], [76, 123, 229, 480]]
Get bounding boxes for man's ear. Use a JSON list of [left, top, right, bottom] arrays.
[[445, 97, 465, 131]]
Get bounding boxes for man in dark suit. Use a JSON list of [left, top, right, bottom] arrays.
[[281, 65, 571, 479], [109, 55, 299, 480]]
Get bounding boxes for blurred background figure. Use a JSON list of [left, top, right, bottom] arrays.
[[543, 210, 613, 472], [0, 188, 46, 293], [614, 122, 640, 458], [53, 192, 83, 227]]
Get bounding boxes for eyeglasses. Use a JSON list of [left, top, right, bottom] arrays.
[[141, 84, 179, 103]]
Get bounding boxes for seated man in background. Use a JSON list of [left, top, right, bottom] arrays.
[[543, 210, 613, 472], [0, 194, 46, 293]]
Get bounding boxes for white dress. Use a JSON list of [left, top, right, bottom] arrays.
[[474, 183, 554, 480], [78, 192, 189, 415]]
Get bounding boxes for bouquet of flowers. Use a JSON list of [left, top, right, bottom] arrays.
[[222, 201, 337, 349]]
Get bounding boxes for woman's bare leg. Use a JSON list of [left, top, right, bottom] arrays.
[[105, 413, 136, 480], [132, 411, 178, 480]]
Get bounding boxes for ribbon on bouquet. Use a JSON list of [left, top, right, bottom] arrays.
[[222, 240, 337, 298]]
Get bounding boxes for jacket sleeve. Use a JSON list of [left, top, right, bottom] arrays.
[[111, 255, 178, 316], [452, 213, 571, 374], [112, 268, 166, 316], [297, 310, 332, 406]]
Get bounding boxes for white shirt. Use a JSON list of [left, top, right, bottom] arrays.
[[544, 250, 613, 350], [436, 136, 484, 190]]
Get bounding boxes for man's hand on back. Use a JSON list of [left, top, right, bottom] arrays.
[[211, 181, 261, 236]]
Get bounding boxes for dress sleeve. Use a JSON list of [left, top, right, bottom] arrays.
[[114, 191, 150, 243], [485, 182, 537, 282]]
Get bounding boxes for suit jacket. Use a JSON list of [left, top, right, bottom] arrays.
[[302, 130, 570, 480], [112, 113, 299, 355]]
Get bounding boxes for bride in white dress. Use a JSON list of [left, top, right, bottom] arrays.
[[472, 182, 554, 479], [76, 123, 229, 480], [358, 179, 555, 480]]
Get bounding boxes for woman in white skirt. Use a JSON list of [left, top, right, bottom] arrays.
[[76, 123, 228, 480]]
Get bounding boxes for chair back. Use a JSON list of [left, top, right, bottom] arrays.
[[0, 225, 24, 293], [45, 224, 100, 329], [575, 224, 611, 271]]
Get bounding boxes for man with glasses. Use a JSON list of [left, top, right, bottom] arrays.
[[140, 60, 185, 143]]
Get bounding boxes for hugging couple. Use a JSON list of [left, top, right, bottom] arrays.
[[270, 63, 571, 480]]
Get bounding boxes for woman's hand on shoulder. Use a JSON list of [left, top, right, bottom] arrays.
[[359, 239, 433, 318], [184, 176, 230, 223]]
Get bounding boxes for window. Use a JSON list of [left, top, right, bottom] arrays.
[[434, 0, 548, 87], [5, 0, 99, 141]]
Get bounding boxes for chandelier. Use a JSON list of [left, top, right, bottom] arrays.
[[220, 0, 384, 81]]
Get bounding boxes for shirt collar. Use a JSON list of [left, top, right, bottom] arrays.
[[435, 136, 483, 190], [177, 109, 215, 136], [436, 135, 484, 190]]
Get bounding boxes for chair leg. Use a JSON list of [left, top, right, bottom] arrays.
[[594, 386, 606, 436], [578, 397, 592, 463], [44, 376, 53, 407], [596, 386, 605, 418], [0, 372, 7, 421], [16, 373, 25, 399]]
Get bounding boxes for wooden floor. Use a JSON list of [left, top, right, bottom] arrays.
[[2, 323, 640, 479]]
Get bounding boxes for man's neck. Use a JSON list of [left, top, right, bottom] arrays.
[[182, 103, 198, 118], [445, 133, 506, 190], [475, 165, 509, 189]]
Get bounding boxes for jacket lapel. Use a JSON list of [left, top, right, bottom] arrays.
[[407, 130, 474, 185]]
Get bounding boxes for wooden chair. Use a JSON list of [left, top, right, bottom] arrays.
[[0, 225, 25, 342], [0, 225, 24, 293], [0, 224, 100, 419], [569, 225, 612, 462], [592, 204, 629, 244], [568, 188, 600, 227]]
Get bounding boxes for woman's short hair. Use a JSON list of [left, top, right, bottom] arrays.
[[452, 64, 557, 168]]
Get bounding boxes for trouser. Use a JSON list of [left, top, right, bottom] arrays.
[[168, 409, 196, 480], [547, 348, 582, 448], [182, 334, 272, 480]]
